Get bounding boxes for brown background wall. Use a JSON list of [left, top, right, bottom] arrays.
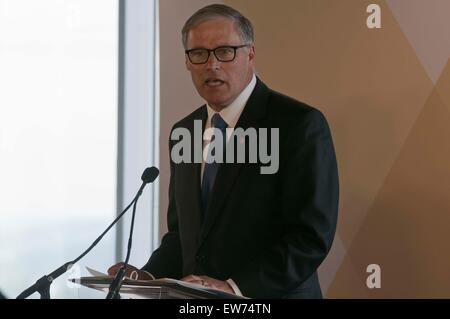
[[160, 0, 450, 297], [158, 0, 222, 234]]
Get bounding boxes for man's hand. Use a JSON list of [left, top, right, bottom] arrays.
[[181, 275, 235, 294], [107, 262, 154, 280]]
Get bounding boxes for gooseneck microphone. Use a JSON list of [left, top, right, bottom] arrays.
[[16, 167, 159, 299], [106, 167, 159, 299]]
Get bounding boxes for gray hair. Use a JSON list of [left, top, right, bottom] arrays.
[[181, 4, 254, 49]]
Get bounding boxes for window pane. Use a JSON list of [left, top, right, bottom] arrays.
[[0, 0, 118, 298]]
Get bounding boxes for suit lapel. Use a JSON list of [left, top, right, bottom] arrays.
[[177, 106, 207, 252], [198, 78, 271, 246]]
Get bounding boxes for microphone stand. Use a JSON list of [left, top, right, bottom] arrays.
[[16, 167, 158, 299], [105, 183, 144, 299]]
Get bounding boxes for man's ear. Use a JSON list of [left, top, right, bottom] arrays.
[[248, 45, 255, 62], [185, 55, 191, 71]]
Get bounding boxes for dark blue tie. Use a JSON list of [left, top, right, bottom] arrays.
[[202, 113, 228, 213]]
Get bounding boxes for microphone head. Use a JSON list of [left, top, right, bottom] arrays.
[[141, 167, 159, 184]]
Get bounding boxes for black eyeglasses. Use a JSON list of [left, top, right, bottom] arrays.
[[185, 44, 249, 64]]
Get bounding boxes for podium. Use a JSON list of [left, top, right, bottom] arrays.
[[73, 276, 246, 299]]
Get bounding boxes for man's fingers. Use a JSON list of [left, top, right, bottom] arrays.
[[181, 275, 203, 282], [107, 262, 124, 275], [107, 267, 114, 275], [106, 263, 154, 280], [107, 262, 138, 276], [181, 275, 214, 287]]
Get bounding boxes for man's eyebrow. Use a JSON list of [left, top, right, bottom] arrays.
[[186, 44, 237, 50], [186, 46, 206, 51]]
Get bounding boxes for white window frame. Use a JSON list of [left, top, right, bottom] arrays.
[[116, 0, 160, 264]]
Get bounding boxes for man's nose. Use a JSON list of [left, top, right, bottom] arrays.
[[206, 52, 221, 70]]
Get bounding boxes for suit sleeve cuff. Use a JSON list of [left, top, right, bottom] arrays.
[[226, 278, 243, 296]]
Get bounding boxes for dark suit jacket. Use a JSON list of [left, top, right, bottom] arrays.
[[143, 78, 339, 298]]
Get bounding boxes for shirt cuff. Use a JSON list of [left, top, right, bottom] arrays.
[[226, 278, 243, 296]]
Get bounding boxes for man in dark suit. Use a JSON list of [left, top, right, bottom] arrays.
[[109, 4, 338, 298]]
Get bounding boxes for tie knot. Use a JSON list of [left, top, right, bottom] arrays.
[[211, 113, 228, 131]]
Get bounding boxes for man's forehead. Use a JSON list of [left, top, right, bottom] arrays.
[[186, 18, 241, 47]]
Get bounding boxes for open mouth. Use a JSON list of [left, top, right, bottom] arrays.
[[205, 79, 225, 87]]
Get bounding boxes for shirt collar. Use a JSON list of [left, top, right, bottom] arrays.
[[206, 73, 257, 129]]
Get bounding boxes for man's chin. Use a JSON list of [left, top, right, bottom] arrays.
[[206, 99, 230, 110], [202, 95, 231, 109]]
